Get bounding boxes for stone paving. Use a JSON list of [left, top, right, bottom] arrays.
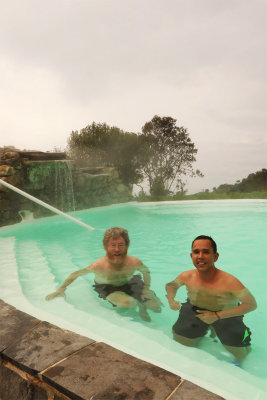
[[0, 299, 225, 400]]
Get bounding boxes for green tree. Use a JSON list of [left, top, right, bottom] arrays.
[[67, 122, 147, 188], [212, 169, 267, 193], [140, 115, 203, 195], [236, 169, 267, 192], [213, 183, 234, 194]]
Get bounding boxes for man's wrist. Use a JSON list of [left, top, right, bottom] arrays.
[[166, 295, 175, 302], [214, 311, 222, 319], [143, 284, 150, 289]]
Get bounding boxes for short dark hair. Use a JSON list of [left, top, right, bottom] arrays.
[[192, 235, 217, 253], [103, 227, 130, 247]]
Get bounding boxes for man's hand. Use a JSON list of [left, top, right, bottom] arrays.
[[166, 296, 181, 311], [141, 288, 163, 312], [141, 288, 161, 304], [45, 287, 66, 301], [196, 310, 218, 324], [141, 287, 153, 301]]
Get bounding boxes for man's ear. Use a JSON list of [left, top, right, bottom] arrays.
[[214, 252, 219, 262]]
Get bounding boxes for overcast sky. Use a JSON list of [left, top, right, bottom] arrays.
[[0, 0, 266, 193]]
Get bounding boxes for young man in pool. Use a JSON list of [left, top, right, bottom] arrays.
[[165, 235, 257, 365], [46, 227, 162, 322]]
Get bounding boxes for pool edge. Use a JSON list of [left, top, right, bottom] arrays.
[[0, 298, 225, 400]]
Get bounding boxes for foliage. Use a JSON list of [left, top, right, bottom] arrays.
[[213, 169, 267, 194], [136, 168, 267, 201], [67, 116, 203, 194], [140, 115, 203, 195], [67, 122, 147, 188], [185, 191, 267, 200], [135, 191, 267, 202], [234, 169, 267, 192]]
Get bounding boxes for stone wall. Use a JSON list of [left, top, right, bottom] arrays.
[[73, 166, 132, 210], [0, 148, 132, 227]]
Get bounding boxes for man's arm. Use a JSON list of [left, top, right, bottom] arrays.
[[197, 288, 257, 324], [45, 266, 93, 300], [137, 264, 163, 309], [137, 264, 151, 288], [165, 276, 185, 310], [217, 288, 257, 319]]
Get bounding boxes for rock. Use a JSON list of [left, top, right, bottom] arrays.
[[0, 199, 10, 210], [0, 151, 20, 161], [0, 177, 8, 192], [0, 165, 16, 177], [5, 175, 21, 187]]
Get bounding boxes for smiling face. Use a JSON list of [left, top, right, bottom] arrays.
[[104, 236, 128, 265], [190, 239, 219, 273]]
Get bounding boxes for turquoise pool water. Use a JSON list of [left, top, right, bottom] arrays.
[[0, 200, 266, 400]]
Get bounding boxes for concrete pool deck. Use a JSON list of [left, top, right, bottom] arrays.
[[0, 298, 225, 400]]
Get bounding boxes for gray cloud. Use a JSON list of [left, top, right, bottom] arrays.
[[0, 0, 266, 193]]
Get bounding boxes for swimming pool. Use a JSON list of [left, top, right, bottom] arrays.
[[0, 200, 266, 400]]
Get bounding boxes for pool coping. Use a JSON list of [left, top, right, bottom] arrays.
[[0, 298, 225, 400]]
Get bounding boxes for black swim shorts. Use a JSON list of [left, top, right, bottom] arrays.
[[93, 274, 145, 306], [172, 300, 251, 347]]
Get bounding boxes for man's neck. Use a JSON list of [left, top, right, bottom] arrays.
[[198, 266, 217, 282], [106, 256, 126, 269]]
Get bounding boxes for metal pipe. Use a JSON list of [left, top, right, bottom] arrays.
[[0, 178, 94, 230]]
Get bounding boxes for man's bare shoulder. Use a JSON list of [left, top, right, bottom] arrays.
[[178, 269, 195, 282], [217, 269, 245, 291], [86, 257, 107, 271], [125, 255, 143, 267]]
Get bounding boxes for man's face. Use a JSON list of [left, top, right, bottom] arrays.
[[190, 239, 219, 272], [105, 236, 128, 265]]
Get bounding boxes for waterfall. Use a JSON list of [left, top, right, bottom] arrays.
[[54, 161, 76, 212]]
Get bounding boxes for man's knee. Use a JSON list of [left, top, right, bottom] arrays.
[[143, 292, 162, 312], [145, 299, 162, 312], [223, 344, 251, 363], [107, 292, 137, 308], [172, 330, 200, 347], [121, 297, 137, 308]]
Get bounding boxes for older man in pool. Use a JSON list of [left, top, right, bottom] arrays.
[[165, 235, 257, 365], [46, 227, 162, 322]]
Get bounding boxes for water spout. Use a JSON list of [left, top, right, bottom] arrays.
[[19, 210, 34, 222], [0, 178, 94, 230]]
